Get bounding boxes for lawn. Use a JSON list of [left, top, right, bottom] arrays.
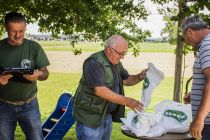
[[38, 41, 179, 53], [15, 72, 189, 139]]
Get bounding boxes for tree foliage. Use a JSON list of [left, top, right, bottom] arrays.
[[154, 0, 210, 45], [0, 0, 151, 54]]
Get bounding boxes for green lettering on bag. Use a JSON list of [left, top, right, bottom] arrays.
[[134, 115, 142, 124], [143, 77, 150, 89], [164, 110, 187, 123]]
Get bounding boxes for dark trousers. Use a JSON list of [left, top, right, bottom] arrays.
[[202, 124, 210, 140]]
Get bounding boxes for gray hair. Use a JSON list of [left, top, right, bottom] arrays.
[[181, 16, 208, 32], [105, 35, 128, 48], [104, 35, 117, 48]]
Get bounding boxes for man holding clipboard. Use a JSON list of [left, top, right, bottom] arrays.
[[0, 12, 50, 140]]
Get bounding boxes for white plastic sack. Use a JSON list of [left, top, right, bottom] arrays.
[[154, 100, 192, 133], [141, 63, 164, 108], [121, 111, 164, 137], [121, 100, 192, 137]]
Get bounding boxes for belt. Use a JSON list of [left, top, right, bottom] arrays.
[[0, 94, 37, 106]]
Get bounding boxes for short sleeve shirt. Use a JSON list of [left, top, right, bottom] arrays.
[[191, 33, 210, 124], [0, 38, 50, 101], [84, 58, 129, 113]]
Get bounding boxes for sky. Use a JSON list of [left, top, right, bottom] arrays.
[[26, 1, 166, 37], [136, 1, 165, 37]]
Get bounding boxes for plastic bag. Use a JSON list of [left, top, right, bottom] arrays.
[[121, 100, 192, 137], [121, 111, 164, 137], [141, 63, 164, 108], [154, 100, 192, 133]]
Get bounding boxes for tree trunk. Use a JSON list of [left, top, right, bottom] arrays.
[[173, 0, 187, 102]]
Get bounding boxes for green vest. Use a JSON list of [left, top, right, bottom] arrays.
[[73, 51, 125, 127]]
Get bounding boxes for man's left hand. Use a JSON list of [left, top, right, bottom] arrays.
[[23, 71, 42, 81], [138, 69, 147, 80]]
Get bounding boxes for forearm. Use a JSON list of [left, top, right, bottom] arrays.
[[94, 86, 128, 105], [37, 67, 49, 81], [94, 86, 144, 111]]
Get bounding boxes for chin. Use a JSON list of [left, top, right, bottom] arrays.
[[14, 40, 23, 45], [114, 61, 120, 65], [13, 42, 22, 46]]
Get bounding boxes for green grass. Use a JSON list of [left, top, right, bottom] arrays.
[[15, 72, 188, 139], [38, 41, 182, 53], [39, 41, 104, 52], [139, 42, 176, 53]]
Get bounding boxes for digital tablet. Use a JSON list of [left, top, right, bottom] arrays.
[[0, 67, 34, 83]]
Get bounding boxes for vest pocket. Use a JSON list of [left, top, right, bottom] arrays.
[[104, 66, 114, 85], [77, 92, 107, 114]]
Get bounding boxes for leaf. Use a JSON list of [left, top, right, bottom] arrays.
[[0, 0, 151, 55]]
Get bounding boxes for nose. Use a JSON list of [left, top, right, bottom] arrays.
[[15, 31, 21, 38], [120, 55, 124, 59]]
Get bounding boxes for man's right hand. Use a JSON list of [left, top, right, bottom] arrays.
[[0, 75, 13, 85], [184, 92, 191, 104], [125, 97, 144, 112]]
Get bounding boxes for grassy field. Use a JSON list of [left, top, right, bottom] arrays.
[[38, 41, 178, 53], [15, 72, 190, 139]]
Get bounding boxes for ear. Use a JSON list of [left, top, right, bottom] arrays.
[[104, 47, 110, 55], [188, 28, 193, 35], [107, 47, 112, 54], [5, 25, 9, 32]]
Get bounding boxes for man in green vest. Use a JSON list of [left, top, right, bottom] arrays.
[[0, 12, 50, 140], [73, 35, 147, 140]]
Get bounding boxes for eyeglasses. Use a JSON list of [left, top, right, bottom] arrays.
[[110, 47, 127, 56]]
